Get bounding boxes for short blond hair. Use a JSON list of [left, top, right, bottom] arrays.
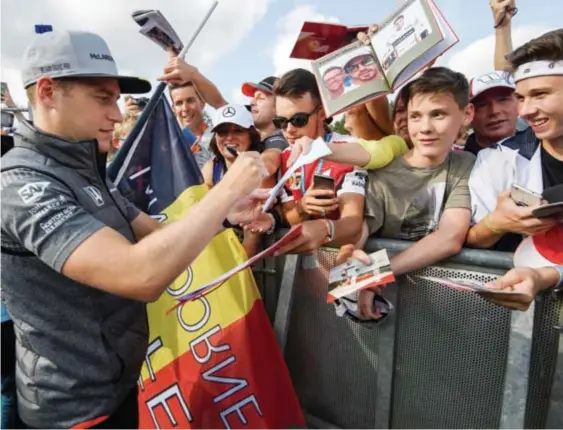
[[25, 79, 76, 107]]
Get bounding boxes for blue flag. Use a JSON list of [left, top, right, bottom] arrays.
[[107, 92, 202, 214]]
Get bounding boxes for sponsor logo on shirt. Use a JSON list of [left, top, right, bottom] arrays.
[[17, 182, 50, 204], [83, 186, 104, 207]]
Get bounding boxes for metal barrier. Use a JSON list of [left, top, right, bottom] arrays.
[[259, 238, 562, 429]]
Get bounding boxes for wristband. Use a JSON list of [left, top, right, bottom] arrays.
[[322, 219, 335, 243], [264, 213, 276, 236], [483, 214, 503, 235]]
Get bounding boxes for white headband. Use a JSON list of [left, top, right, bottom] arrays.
[[513, 60, 563, 83]]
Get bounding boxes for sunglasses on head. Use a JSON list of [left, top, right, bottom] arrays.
[[273, 105, 321, 130], [215, 125, 247, 137], [344, 56, 376, 74]]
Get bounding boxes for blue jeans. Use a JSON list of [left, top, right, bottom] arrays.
[[1, 320, 21, 429]]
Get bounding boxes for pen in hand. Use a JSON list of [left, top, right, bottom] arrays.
[[226, 146, 239, 158]]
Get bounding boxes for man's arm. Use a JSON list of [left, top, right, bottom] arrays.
[[276, 193, 365, 255], [490, 0, 515, 70], [480, 266, 562, 311], [466, 191, 557, 248], [390, 208, 470, 276], [159, 56, 228, 108], [330, 193, 365, 247], [2, 154, 265, 303], [364, 97, 394, 136], [289, 136, 407, 170]]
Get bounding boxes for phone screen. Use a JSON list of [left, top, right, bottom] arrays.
[[313, 175, 335, 199]]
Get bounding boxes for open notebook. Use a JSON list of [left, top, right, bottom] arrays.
[[311, 0, 458, 117]]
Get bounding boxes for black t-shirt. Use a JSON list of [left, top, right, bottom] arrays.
[[541, 144, 563, 188], [262, 130, 288, 151], [463, 134, 483, 156]]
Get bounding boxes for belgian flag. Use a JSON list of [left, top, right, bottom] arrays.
[[108, 85, 304, 429]]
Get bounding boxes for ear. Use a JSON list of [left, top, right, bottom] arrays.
[[35, 77, 58, 108], [463, 103, 475, 128]]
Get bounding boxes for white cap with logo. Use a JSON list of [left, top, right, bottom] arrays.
[[21, 30, 151, 94], [469, 71, 515, 101], [211, 104, 255, 131]]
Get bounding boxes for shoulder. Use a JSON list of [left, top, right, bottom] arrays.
[[263, 131, 288, 151], [450, 149, 476, 162]]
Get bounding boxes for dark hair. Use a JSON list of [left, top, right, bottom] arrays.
[[274, 68, 321, 104], [407, 66, 469, 108], [506, 29, 563, 71], [209, 126, 263, 164], [168, 81, 202, 101], [322, 66, 343, 79]]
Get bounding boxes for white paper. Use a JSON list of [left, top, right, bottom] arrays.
[[262, 138, 332, 212], [133, 9, 184, 53], [327, 249, 394, 303]]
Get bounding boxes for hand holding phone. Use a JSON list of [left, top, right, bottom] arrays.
[[510, 184, 542, 207], [299, 175, 339, 217]]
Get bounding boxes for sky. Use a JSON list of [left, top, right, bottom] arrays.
[[1, 0, 562, 113]]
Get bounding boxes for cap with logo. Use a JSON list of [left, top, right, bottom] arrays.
[[22, 30, 151, 94], [241, 76, 277, 98], [469, 71, 515, 101], [211, 104, 255, 132]]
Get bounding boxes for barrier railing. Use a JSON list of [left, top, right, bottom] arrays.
[[256, 238, 562, 429]]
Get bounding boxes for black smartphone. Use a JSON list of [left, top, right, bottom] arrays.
[[313, 175, 335, 199]]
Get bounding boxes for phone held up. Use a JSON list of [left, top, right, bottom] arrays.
[[312, 174, 335, 199], [510, 184, 542, 207]]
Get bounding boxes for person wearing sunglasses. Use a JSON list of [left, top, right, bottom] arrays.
[[270, 68, 368, 253], [202, 104, 275, 257], [344, 54, 382, 87]]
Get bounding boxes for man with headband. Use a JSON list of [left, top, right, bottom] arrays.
[[466, 29, 563, 250]]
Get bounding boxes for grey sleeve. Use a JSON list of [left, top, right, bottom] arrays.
[[107, 180, 141, 222], [364, 179, 384, 236], [1, 168, 106, 272], [264, 134, 288, 151], [445, 153, 476, 211]]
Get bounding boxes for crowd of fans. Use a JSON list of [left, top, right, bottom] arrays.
[[1, 0, 562, 428]]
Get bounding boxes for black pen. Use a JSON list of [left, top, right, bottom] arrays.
[[226, 146, 239, 158]]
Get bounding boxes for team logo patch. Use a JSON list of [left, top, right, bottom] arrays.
[[18, 182, 50, 204], [222, 106, 236, 118], [83, 186, 104, 207]]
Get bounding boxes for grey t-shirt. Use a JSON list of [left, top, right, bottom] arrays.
[[1, 168, 139, 269], [263, 130, 288, 151], [365, 151, 476, 241]]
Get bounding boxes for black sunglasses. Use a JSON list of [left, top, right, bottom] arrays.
[[344, 56, 376, 74], [273, 105, 321, 130]]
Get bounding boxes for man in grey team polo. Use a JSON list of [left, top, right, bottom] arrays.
[[0, 30, 266, 428]]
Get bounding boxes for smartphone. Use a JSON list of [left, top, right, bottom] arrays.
[[531, 202, 563, 219], [510, 184, 542, 207], [313, 175, 335, 198]]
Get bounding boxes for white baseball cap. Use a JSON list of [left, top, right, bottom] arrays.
[[211, 104, 254, 132], [22, 30, 151, 94], [469, 71, 515, 101]]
